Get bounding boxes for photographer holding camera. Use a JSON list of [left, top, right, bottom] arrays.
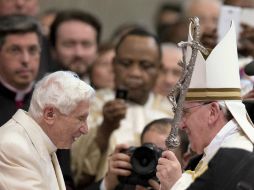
[[102, 118, 187, 190]]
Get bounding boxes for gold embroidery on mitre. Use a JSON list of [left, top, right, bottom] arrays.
[[186, 88, 241, 101]]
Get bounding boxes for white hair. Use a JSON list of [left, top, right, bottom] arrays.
[[28, 71, 95, 119], [218, 100, 234, 120]]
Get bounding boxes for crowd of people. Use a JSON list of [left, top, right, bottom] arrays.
[[0, 0, 254, 190]]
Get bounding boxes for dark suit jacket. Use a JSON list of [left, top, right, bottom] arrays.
[[187, 148, 254, 190], [0, 82, 32, 126]]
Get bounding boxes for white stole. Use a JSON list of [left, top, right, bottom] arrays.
[[51, 152, 66, 190]]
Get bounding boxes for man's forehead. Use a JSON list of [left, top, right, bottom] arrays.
[[4, 33, 39, 43], [118, 38, 160, 58]]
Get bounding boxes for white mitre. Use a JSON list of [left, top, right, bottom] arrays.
[[186, 21, 254, 143]]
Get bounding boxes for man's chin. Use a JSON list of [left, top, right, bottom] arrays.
[[15, 80, 33, 90]]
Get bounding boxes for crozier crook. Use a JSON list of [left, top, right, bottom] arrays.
[[165, 17, 209, 149]]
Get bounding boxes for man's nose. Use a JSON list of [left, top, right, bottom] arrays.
[[129, 63, 142, 77], [20, 50, 30, 65], [74, 44, 85, 57]]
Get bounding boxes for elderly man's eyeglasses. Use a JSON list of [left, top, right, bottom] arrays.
[[182, 102, 212, 118]]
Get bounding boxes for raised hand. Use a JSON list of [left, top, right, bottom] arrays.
[[156, 150, 182, 190]]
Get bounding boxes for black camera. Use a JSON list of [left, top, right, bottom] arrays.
[[118, 143, 163, 187], [115, 88, 128, 100]]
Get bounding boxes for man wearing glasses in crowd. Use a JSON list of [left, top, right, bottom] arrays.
[[155, 22, 254, 190]]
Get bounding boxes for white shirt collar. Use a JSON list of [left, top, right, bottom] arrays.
[[203, 119, 239, 163]]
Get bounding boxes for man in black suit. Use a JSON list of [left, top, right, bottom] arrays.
[[0, 15, 41, 126], [187, 148, 254, 190]]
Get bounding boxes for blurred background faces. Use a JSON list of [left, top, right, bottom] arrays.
[[39, 0, 184, 41]]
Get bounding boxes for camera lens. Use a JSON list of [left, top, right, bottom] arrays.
[[131, 146, 158, 176], [118, 143, 162, 186]]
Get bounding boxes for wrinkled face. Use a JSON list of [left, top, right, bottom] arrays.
[[0, 33, 40, 90], [51, 101, 90, 149], [154, 47, 182, 96], [114, 35, 161, 104], [0, 0, 38, 16], [91, 49, 115, 89], [179, 101, 211, 154], [53, 20, 98, 77]]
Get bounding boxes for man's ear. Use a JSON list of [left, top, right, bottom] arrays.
[[43, 107, 56, 125], [208, 102, 221, 125]]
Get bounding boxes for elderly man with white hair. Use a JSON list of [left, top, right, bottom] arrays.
[[0, 71, 95, 190]]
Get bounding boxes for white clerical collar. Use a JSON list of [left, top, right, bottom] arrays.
[[203, 119, 239, 163], [39, 126, 57, 155]]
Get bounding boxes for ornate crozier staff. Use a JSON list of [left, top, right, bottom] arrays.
[[165, 17, 209, 149]]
